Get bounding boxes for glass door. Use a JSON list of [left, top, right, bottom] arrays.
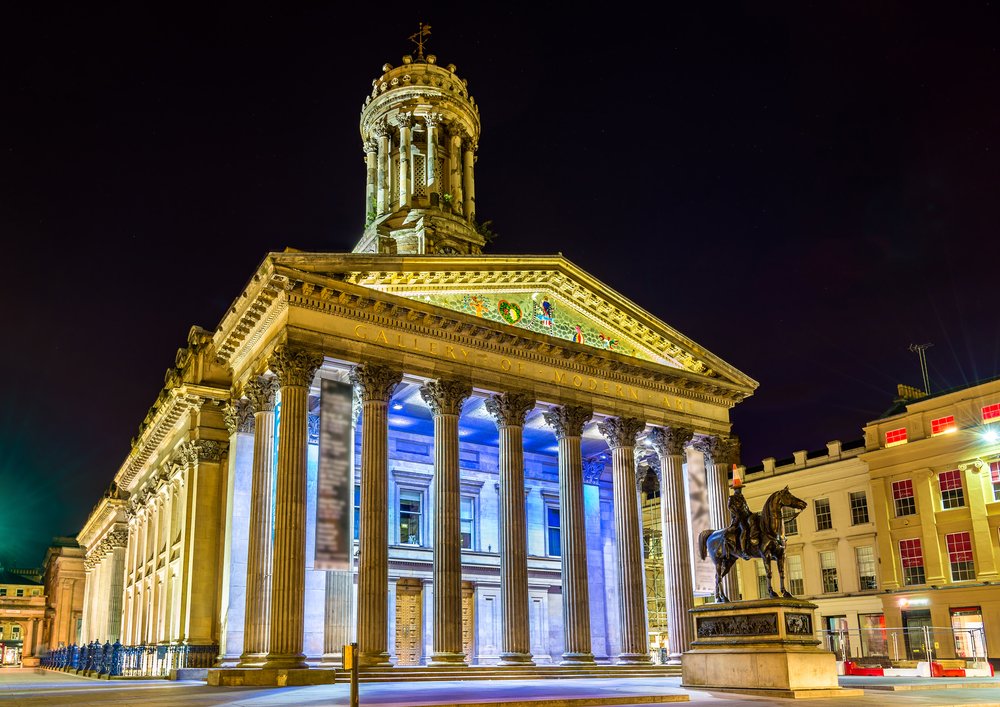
[[951, 607, 987, 660], [902, 609, 932, 660]]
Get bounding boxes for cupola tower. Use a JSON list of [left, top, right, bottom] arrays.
[[354, 27, 483, 255]]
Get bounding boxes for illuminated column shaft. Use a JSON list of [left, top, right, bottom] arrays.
[[375, 121, 390, 214], [106, 542, 126, 643], [651, 426, 695, 661], [544, 406, 595, 664], [80, 564, 93, 642], [240, 376, 278, 665], [426, 114, 440, 190], [264, 348, 323, 669], [486, 392, 535, 665], [421, 380, 472, 665], [350, 363, 403, 668], [364, 141, 377, 221], [599, 416, 651, 664], [696, 436, 739, 601], [397, 114, 412, 208], [449, 131, 464, 213], [462, 139, 476, 220]]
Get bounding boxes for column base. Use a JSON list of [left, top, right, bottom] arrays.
[[262, 653, 308, 670], [237, 652, 267, 667], [560, 652, 596, 665], [319, 651, 344, 666], [358, 651, 392, 668], [498, 652, 535, 666], [21, 657, 40, 668], [666, 652, 683, 666], [428, 652, 468, 666], [616, 652, 653, 665]]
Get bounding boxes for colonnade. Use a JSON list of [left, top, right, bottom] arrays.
[[366, 114, 476, 220], [80, 528, 126, 644]]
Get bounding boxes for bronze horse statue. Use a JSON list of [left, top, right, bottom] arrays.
[[698, 486, 807, 603]]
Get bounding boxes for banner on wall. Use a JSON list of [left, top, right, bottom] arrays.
[[315, 379, 353, 570], [686, 450, 715, 596]]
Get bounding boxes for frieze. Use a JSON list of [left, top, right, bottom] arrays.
[[785, 613, 813, 636], [696, 612, 779, 638]]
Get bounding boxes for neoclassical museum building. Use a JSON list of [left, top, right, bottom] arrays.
[[76, 41, 757, 671]]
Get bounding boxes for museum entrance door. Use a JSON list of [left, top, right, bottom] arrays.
[[902, 609, 932, 660], [462, 582, 475, 663], [395, 579, 423, 666]]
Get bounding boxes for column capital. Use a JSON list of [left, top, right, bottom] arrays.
[[424, 112, 445, 128], [485, 392, 535, 428], [394, 111, 413, 129], [349, 362, 403, 403], [179, 439, 228, 465], [597, 416, 646, 449], [647, 425, 694, 457], [223, 398, 255, 435], [543, 405, 593, 439], [690, 435, 723, 462], [372, 119, 390, 139], [462, 137, 478, 152], [419, 379, 472, 416], [363, 139, 378, 155], [245, 374, 279, 413], [269, 347, 323, 389]]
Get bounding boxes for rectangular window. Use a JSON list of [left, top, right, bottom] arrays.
[[787, 554, 804, 595], [820, 551, 839, 593], [983, 403, 1000, 421], [815, 498, 833, 531], [0, 589, 6, 597], [11, 625, 20, 636], [885, 427, 908, 447], [15, 589, 24, 597], [991, 461, 1000, 502], [782, 506, 799, 536], [460, 496, 475, 550], [849, 491, 870, 525], [946, 531, 975, 581], [939, 469, 965, 509], [899, 538, 926, 585], [547, 506, 561, 556], [931, 415, 957, 436], [756, 561, 769, 598], [353, 484, 361, 540], [892, 479, 916, 517], [856, 546, 878, 590], [399, 490, 422, 545]]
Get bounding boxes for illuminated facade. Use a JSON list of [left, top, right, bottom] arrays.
[[40, 538, 86, 652], [75, 43, 757, 672], [0, 568, 45, 666], [863, 378, 1000, 665]]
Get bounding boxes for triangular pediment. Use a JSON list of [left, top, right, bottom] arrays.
[[266, 252, 758, 393]]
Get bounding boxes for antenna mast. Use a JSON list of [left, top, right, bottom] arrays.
[[909, 342, 933, 395]]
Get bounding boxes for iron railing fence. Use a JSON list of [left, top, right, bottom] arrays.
[[41, 642, 218, 678], [819, 626, 987, 664]]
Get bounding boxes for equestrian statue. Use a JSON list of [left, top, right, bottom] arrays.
[[698, 483, 808, 603]]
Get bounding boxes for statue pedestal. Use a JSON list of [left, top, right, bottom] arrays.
[[681, 598, 863, 699]]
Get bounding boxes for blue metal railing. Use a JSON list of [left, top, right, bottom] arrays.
[[41, 641, 218, 678]]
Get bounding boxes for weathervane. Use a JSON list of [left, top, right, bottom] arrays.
[[409, 22, 431, 60]]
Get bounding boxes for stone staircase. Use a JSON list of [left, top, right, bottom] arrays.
[[337, 663, 682, 683]]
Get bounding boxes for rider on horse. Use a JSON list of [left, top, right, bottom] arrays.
[[727, 484, 758, 559]]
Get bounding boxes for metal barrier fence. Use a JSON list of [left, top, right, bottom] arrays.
[[41, 642, 218, 678], [819, 626, 987, 664]]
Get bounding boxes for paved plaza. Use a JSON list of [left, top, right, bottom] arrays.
[[4, 668, 1000, 707]]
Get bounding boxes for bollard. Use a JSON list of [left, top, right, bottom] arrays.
[[345, 642, 359, 707]]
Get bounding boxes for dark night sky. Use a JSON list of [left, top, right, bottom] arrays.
[[2, 3, 998, 566]]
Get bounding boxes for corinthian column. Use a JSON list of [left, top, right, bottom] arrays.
[[598, 416, 651, 664], [543, 405, 595, 664], [396, 113, 412, 208], [364, 140, 377, 223], [693, 435, 740, 602], [240, 375, 278, 666], [374, 120, 390, 214], [106, 529, 127, 643], [420, 379, 472, 665], [426, 113, 442, 191], [462, 138, 476, 221], [349, 363, 403, 667], [485, 392, 535, 665], [263, 347, 323, 669], [649, 425, 695, 662], [449, 130, 464, 214]]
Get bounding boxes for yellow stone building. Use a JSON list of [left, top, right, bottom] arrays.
[[0, 567, 45, 666], [74, 41, 757, 678]]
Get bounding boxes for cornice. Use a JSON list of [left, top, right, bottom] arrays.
[[113, 384, 228, 490], [77, 498, 127, 551]]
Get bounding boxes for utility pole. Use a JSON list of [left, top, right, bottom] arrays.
[[909, 343, 933, 395]]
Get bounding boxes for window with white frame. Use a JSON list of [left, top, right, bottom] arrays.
[[849, 491, 870, 525], [546, 506, 561, 556], [899, 538, 925, 585], [756, 561, 769, 598], [991, 461, 1000, 502], [398, 489, 423, 545], [820, 551, 839, 593], [460, 496, 476, 550], [892, 479, 916, 517], [939, 469, 965, 509], [782, 506, 798, 536], [786, 554, 804, 595], [946, 532, 975, 581], [815, 498, 833, 531], [856, 545, 878, 590]]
